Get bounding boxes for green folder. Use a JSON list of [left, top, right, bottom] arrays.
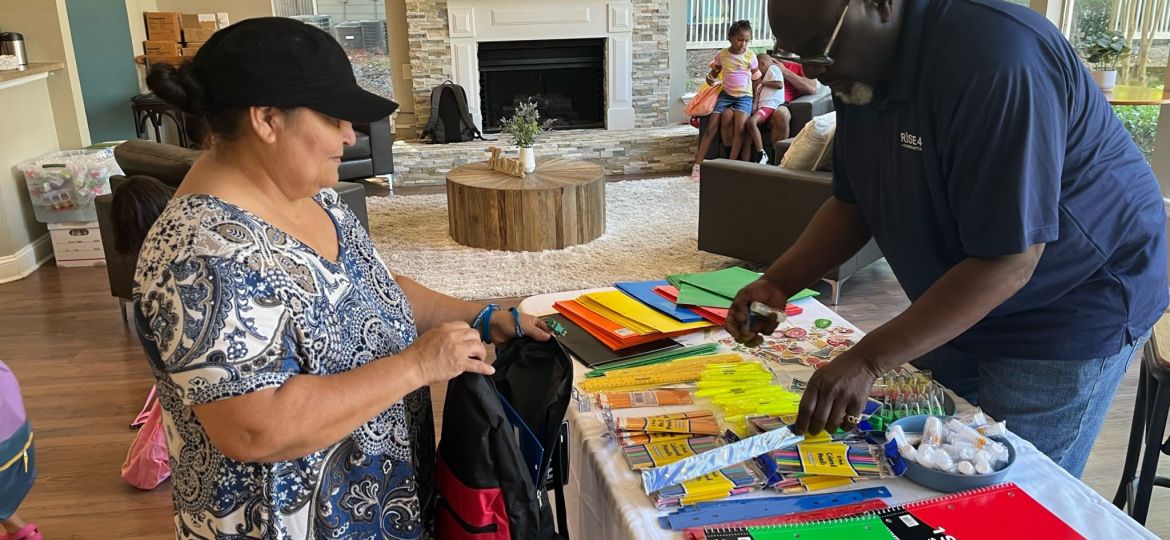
[[584, 343, 720, 378], [669, 267, 821, 308], [746, 515, 893, 540]]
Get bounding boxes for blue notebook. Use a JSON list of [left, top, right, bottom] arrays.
[[615, 280, 704, 323]]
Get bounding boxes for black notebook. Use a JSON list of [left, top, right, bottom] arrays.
[[546, 314, 681, 368]]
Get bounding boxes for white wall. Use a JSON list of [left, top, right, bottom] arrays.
[[669, 0, 688, 123], [0, 76, 60, 280], [0, 0, 91, 150]]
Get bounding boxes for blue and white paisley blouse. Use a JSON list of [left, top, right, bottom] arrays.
[[134, 189, 434, 539]]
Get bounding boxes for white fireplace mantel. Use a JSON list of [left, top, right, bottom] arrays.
[[446, 0, 636, 131]]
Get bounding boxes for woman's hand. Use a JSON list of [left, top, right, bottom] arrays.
[[408, 321, 493, 385], [489, 309, 552, 345], [725, 277, 790, 346]]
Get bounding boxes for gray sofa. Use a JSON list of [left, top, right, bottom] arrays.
[[696, 158, 883, 304], [95, 139, 370, 316]]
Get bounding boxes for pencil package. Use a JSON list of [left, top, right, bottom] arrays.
[[595, 389, 694, 409]]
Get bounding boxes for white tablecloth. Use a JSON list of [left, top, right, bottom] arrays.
[[519, 289, 1155, 540]]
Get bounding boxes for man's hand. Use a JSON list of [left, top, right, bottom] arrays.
[[795, 350, 883, 435], [725, 278, 789, 346]]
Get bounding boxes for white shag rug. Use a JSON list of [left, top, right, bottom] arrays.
[[366, 176, 736, 299]]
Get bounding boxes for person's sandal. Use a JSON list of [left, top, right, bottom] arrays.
[[0, 523, 42, 540]]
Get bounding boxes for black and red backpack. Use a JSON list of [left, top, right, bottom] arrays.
[[434, 337, 573, 540]]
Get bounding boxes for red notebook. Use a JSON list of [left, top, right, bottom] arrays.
[[878, 482, 1084, 540]]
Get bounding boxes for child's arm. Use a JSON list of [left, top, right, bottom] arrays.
[[707, 57, 722, 85]]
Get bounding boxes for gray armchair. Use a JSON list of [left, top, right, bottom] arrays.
[[95, 139, 370, 316], [697, 158, 882, 304]]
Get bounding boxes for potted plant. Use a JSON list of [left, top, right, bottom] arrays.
[[500, 100, 555, 173], [1079, 30, 1131, 90]]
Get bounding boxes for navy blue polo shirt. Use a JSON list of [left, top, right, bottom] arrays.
[[832, 0, 1167, 359]]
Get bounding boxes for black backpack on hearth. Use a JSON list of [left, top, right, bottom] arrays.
[[421, 80, 487, 144], [433, 337, 573, 540]]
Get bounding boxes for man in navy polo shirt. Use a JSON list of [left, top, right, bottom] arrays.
[[727, 0, 1168, 477]]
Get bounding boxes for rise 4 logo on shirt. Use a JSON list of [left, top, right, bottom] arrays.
[[900, 131, 924, 152]]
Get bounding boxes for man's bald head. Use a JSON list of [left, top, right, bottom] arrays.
[[768, 0, 904, 103]]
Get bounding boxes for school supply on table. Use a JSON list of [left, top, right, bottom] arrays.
[[576, 353, 744, 393], [670, 267, 763, 304], [642, 426, 804, 494], [555, 299, 696, 350], [585, 343, 721, 378], [770, 442, 894, 478], [623, 435, 723, 470], [579, 290, 714, 334], [652, 462, 767, 508], [616, 280, 704, 322], [653, 285, 805, 326], [614, 410, 721, 435], [659, 485, 894, 530], [681, 499, 890, 540], [876, 482, 1083, 540], [546, 314, 681, 368], [703, 515, 894, 540], [704, 483, 1082, 540], [596, 388, 694, 409], [666, 267, 821, 308]]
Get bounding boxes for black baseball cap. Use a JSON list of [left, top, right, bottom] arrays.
[[192, 17, 398, 123]]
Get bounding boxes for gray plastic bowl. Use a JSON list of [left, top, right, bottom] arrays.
[[890, 415, 1016, 493]]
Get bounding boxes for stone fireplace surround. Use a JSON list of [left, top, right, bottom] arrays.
[[404, 0, 671, 132]]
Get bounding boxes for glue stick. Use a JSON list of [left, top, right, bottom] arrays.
[[945, 419, 1008, 461], [975, 421, 1007, 438], [933, 449, 956, 473], [942, 442, 976, 462], [922, 416, 945, 447], [887, 425, 918, 463], [957, 461, 977, 475], [958, 408, 989, 428], [974, 452, 993, 475]]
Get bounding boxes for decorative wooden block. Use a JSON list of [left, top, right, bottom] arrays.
[[486, 146, 525, 178], [446, 158, 606, 252]]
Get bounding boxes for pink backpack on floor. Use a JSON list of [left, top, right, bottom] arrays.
[[121, 386, 171, 490]]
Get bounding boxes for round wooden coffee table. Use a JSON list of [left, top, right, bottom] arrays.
[[446, 158, 605, 252]]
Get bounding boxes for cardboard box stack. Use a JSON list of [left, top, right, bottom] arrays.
[[142, 11, 229, 66]]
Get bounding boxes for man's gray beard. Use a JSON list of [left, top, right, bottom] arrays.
[[834, 82, 875, 105]]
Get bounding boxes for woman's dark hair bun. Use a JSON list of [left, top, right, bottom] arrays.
[[146, 62, 206, 116]]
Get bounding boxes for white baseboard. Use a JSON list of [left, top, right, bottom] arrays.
[[0, 235, 54, 285]]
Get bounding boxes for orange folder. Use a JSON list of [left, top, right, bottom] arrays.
[[553, 300, 694, 350]]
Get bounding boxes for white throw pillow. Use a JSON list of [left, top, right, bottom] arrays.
[[780, 111, 836, 171]]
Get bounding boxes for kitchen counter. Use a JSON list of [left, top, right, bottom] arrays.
[[0, 61, 65, 88]]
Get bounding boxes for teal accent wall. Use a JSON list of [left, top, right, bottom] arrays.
[[66, 0, 139, 144]]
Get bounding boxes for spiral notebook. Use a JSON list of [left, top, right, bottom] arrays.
[[701, 482, 1083, 540]]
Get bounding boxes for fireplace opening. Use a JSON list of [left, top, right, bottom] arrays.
[[478, 38, 606, 132]]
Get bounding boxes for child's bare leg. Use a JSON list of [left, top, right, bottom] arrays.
[[742, 113, 764, 160], [728, 110, 750, 162], [719, 112, 735, 149], [769, 106, 792, 147], [3, 514, 28, 534], [693, 111, 722, 165]]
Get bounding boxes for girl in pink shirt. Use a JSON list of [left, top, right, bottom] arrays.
[[691, 20, 761, 179]]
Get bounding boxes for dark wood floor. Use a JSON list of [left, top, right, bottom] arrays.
[[1, 218, 1166, 538]]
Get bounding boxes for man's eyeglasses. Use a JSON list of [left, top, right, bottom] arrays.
[[773, 0, 851, 67]]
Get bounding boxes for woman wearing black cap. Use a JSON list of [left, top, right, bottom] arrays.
[[133, 17, 550, 539]]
